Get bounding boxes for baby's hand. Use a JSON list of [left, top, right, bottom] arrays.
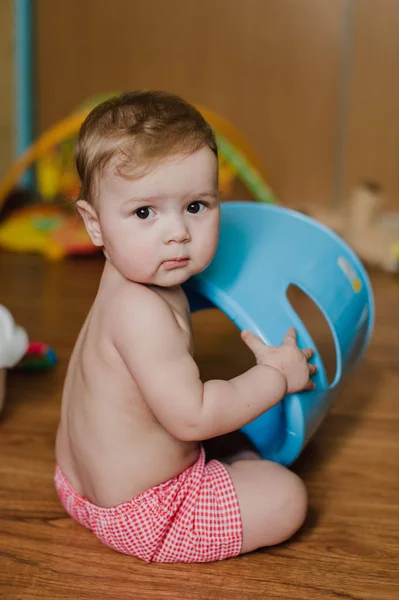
[[241, 327, 317, 394]]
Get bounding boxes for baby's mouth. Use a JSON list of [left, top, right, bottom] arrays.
[[162, 258, 189, 270]]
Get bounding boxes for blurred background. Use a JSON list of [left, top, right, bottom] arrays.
[[1, 4, 399, 598], [1, 0, 399, 213]]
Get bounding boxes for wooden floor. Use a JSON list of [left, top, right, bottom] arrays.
[[0, 252, 398, 600]]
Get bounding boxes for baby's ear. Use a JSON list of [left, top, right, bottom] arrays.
[[76, 200, 104, 247]]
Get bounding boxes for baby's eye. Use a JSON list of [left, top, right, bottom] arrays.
[[135, 206, 154, 220], [187, 201, 206, 214]]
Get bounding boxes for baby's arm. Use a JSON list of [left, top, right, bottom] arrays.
[[113, 288, 311, 441]]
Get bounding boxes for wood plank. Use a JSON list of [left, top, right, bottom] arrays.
[[0, 252, 398, 599], [34, 0, 344, 208]]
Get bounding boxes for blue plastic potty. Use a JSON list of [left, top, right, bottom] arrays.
[[183, 202, 374, 466]]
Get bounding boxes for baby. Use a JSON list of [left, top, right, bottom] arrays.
[[55, 91, 316, 563]]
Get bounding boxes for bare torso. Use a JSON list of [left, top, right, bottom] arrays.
[[55, 262, 199, 507]]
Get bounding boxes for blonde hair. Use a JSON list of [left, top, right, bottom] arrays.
[[75, 90, 218, 203]]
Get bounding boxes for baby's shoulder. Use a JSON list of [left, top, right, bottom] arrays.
[[115, 281, 168, 310], [104, 281, 174, 327]]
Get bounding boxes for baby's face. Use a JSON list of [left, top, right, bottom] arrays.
[[96, 147, 220, 287]]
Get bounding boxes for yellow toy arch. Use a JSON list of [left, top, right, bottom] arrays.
[[0, 98, 277, 207]]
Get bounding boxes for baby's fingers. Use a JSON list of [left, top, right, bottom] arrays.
[[283, 327, 297, 346], [309, 363, 318, 376], [241, 330, 266, 358], [302, 347, 314, 361], [304, 379, 316, 391]]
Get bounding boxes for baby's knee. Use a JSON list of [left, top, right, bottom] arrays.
[[281, 471, 308, 540], [227, 460, 308, 552]]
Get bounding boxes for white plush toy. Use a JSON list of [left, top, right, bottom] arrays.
[[0, 305, 29, 414]]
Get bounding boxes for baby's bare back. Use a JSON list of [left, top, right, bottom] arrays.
[[56, 268, 199, 507]]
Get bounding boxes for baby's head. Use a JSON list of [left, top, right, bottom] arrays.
[[76, 91, 220, 287]]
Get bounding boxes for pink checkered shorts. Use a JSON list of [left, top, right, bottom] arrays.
[[54, 447, 242, 563]]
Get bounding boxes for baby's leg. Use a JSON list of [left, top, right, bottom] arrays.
[[224, 460, 307, 554]]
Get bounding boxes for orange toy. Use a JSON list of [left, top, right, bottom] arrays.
[[0, 204, 96, 260], [0, 96, 277, 209]]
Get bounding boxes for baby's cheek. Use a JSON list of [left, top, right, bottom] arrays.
[[205, 233, 219, 260]]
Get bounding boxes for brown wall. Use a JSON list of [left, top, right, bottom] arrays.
[[34, 0, 399, 210], [0, 0, 14, 180], [344, 0, 399, 210]]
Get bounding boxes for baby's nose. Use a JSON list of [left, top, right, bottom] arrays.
[[164, 217, 191, 244]]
